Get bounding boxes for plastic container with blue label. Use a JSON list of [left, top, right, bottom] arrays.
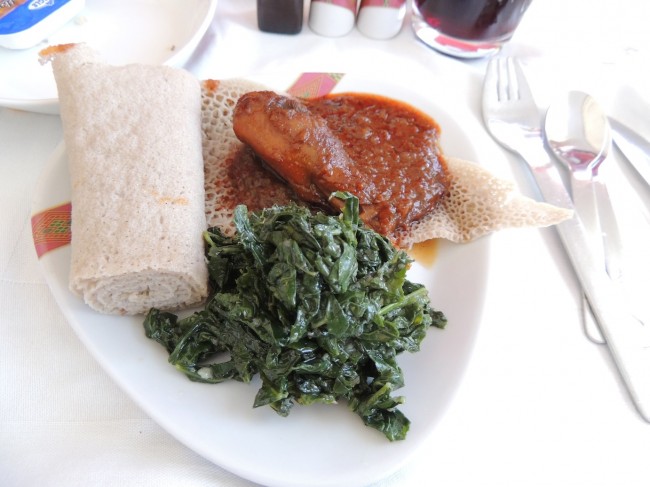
[[0, 0, 85, 50]]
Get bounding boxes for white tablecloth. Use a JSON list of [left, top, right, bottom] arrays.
[[2, 1, 650, 486]]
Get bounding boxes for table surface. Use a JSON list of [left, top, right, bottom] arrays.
[[2, 1, 650, 486]]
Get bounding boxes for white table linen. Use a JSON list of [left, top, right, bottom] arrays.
[[2, 1, 650, 486]]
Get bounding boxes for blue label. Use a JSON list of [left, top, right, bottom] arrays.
[[0, 0, 73, 35]]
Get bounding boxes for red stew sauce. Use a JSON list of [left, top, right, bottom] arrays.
[[303, 93, 449, 238]]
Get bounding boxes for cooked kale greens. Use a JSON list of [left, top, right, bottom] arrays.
[[144, 192, 446, 441]]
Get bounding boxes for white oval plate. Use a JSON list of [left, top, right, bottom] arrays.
[[31, 72, 489, 487], [0, 0, 217, 114]]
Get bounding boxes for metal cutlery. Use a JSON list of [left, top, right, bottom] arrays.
[[544, 91, 612, 249], [482, 56, 650, 422], [580, 117, 650, 343], [543, 91, 620, 344]]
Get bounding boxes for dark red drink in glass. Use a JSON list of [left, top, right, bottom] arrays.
[[412, 0, 533, 58]]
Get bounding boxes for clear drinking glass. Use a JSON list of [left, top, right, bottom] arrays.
[[412, 0, 533, 59]]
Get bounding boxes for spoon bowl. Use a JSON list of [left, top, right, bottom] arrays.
[[545, 91, 611, 176]]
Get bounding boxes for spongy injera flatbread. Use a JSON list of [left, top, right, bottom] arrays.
[[48, 44, 208, 315], [200, 79, 572, 247]]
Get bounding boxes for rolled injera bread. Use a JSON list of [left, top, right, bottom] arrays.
[[44, 44, 208, 315]]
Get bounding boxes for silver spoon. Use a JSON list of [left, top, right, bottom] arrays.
[[544, 91, 620, 344]]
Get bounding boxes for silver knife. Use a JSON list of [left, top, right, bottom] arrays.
[[483, 59, 650, 422], [610, 118, 650, 188]]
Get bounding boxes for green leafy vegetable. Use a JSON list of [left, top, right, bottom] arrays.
[[144, 192, 446, 441]]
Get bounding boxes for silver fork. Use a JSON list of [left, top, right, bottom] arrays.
[[483, 57, 650, 423]]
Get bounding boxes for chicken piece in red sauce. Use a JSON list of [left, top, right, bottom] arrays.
[[232, 90, 449, 240]]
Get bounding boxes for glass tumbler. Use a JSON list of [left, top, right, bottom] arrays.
[[412, 0, 533, 58]]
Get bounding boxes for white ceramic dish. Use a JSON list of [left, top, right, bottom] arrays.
[[0, 0, 217, 114], [31, 72, 489, 487]]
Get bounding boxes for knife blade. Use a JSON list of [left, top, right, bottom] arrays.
[[610, 118, 650, 188]]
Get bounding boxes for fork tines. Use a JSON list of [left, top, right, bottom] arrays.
[[488, 57, 534, 103]]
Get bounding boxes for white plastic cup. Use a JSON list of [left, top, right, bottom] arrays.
[[356, 0, 406, 40], [308, 0, 357, 37]]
